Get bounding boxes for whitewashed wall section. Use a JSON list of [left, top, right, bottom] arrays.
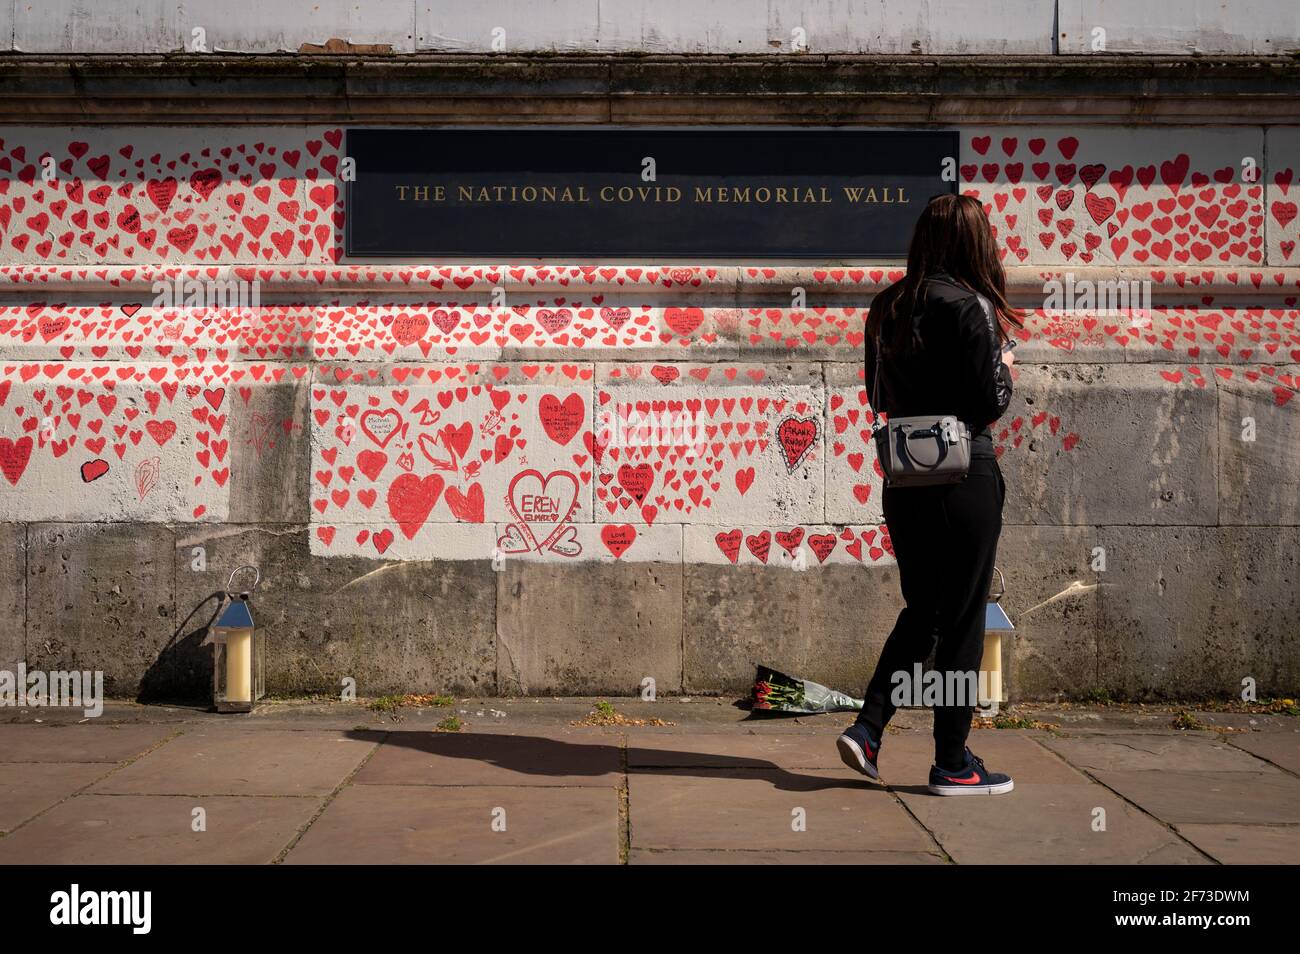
[[0, 123, 1297, 571], [0, 360, 248, 522], [956, 127, 1273, 268], [305, 360, 894, 566], [0, 127, 336, 266]]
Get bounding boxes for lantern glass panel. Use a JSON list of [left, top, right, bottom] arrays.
[[212, 618, 263, 713]]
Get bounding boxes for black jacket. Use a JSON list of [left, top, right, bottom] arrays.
[[864, 272, 1013, 458]]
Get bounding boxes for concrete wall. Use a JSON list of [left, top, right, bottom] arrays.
[[0, 118, 1296, 702], [3, 1, 1298, 55]]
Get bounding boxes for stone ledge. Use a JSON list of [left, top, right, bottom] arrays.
[[0, 54, 1297, 124], [0, 264, 1297, 298]]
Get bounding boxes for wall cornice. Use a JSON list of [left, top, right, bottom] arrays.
[[1, 265, 1296, 303], [0, 54, 1296, 125]]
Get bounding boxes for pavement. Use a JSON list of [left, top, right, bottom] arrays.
[[0, 698, 1297, 865]]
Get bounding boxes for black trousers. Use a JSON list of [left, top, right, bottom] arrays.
[[858, 456, 1005, 771]]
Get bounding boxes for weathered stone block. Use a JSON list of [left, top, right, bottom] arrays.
[[1095, 526, 1300, 698], [999, 364, 1217, 526], [1217, 366, 1300, 526], [26, 523, 176, 697], [497, 561, 683, 695], [995, 525, 1102, 700], [174, 525, 497, 699], [594, 361, 827, 527], [226, 371, 311, 524], [0, 524, 24, 671], [683, 563, 902, 694]]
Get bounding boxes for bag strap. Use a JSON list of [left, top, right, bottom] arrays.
[[870, 330, 884, 433], [871, 282, 927, 434]]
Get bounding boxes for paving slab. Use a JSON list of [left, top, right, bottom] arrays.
[[1093, 769, 1300, 825], [896, 729, 1093, 785], [1042, 732, 1271, 772], [92, 729, 377, 796], [0, 794, 317, 864], [0, 723, 177, 763], [1190, 711, 1300, 733], [355, 730, 621, 787], [1016, 706, 1188, 733], [0, 762, 106, 833], [629, 848, 946, 865], [899, 783, 1209, 864], [627, 730, 849, 769], [0, 705, 1293, 865], [629, 768, 933, 852], [284, 784, 618, 864], [1173, 824, 1300, 865], [1225, 731, 1300, 775], [627, 728, 1086, 785]]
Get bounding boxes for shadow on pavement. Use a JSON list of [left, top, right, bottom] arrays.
[[346, 729, 881, 793]]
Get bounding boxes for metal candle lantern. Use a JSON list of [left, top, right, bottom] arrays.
[[978, 567, 1013, 717], [210, 565, 264, 713]]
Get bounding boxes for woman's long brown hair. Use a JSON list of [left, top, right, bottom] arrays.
[[867, 193, 1023, 352]]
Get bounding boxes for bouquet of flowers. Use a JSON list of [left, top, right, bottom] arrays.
[[751, 665, 864, 714]]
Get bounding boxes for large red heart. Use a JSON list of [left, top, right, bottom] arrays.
[[664, 307, 704, 336], [0, 436, 33, 485], [776, 416, 818, 472], [445, 482, 485, 523], [145, 419, 176, 446], [386, 473, 443, 539], [807, 533, 837, 563], [507, 469, 579, 550], [616, 462, 653, 506], [391, 312, 429, 346], [360, 408, 401, 448], [1083, 192, 1116, 226], [536, 308, 572, 335], [80, 458, 110, 483], [538, 393, 584, 446], [440, 422, 472, 461], [600, 524, 636, 558], [356, 449, 387, 482], [714, 528, 742, 564]]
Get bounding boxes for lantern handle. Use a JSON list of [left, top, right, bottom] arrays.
[[226, 564, 260, 598], [989, 566, 1005, 603]]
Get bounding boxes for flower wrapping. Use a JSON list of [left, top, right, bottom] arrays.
[[751, 665, 863, 714]]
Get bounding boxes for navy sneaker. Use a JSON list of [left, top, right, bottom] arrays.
[[928, 748, 1014, 796], [836, 722, 881, 780]]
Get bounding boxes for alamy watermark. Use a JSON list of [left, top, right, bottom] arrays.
[[1042, 273, 1152, 322], [891, 664, 998, 709], [0, 664, 103, 718], [152, 276, 261, 319], [595, 403, 704, 454], [50, 884, 151, 934]]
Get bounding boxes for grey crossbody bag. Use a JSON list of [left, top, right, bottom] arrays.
[[869, 293, 993, 487]]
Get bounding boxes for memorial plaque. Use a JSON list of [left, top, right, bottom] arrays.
[[345, 128, 958, 259]]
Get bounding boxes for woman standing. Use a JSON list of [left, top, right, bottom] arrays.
[[837, 194, 1021, 796]]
